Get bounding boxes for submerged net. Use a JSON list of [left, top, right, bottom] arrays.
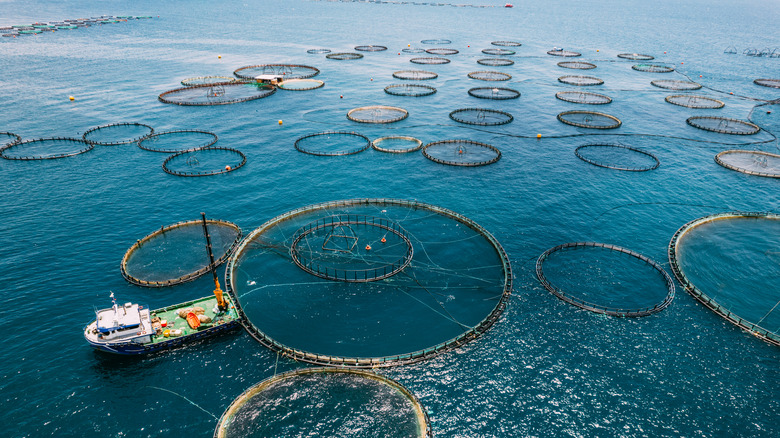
[[468, 86, 520, 100], [557, 111, 622, 129], [665, 95, 724, 109], [753, 79, 780, 89], [536, 242, 675, 317], [347, 106, 409, 124], [214, 368, 431, 438], [181, 76, 238, 86], [715, 150, 780, 178], [468, 71, 511, 81], [393, 70, 438, 80], [575, 144, 659, 171], [617, 53, 654, 60], [384, 84, 437, 97], [557, 61, 597, 70], [277, 79, 325, 91], [162, 147, 247, 177], [83, 122, 153, 146], [158, 82, 276, 106], [450, 108, 513, 126], [307, 48, 331, 54], [632, 64, 674, 73], [477, 58, 514, 66], [355, 45, 387, 52], [558, 75, 604, 86], [556, 91, 612, 104], [294, 131, 371, 156], [0, 138, 93, 160], [547, 49, 581, 57], [420, 39, 451, 44], [402, 48, 426, 54], [225, 198, 512, 367], [651, 79, 702, 90], [423, 140, 501, 166], [326, 52, 364, 60], [138, 130, 218, 153], [491, 41, 521, 47], [482, 48, 515, 56], [426, 48, 458, 55], [121, 218, 242, 287], [233, 64, 320, 80], [686, 116, 759, 135], [410, 57, 450, 65], [372, 136, 423, 153]]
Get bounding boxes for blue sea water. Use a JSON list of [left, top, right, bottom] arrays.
[[1, 0, 779, 436]]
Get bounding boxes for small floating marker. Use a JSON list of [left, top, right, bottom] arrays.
[[68, 96, 75, 101], [467, 45, 470, 47], [767, 111, 772, 114], [537, 133, 542, 139], [408, 44, 411, 47], [381, 237, 386, 243], [681, 62, 684, 64], [365, 245, 372, 251], [225, 165, 232, 171], [699, 75, 703, 77], [664, 51, 667, 54], [340, 95, 343, 99], [370, 78, 373, 81], [278, 120, 283, 125], [596, 49, 599, 52], [218, 55, 222, 59], [730, 92, 734, 95]]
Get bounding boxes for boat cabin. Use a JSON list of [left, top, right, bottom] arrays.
[[254, 74, 285, 85], [95, 302, 152, 341]]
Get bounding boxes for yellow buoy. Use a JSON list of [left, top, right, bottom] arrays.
[[218, 55, 222, 59], [407, 44, 410, 47], [278, 120, 283, 125], [537, 133, 542, 139], [69, 96, 75, 101]]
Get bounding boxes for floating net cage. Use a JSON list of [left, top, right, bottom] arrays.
[[632, 63, 674, 73], [482, 48, 515, 56], [326, 52, 364, 60], [665, 94, 724, 109], [651, 79, 702, 90], [668, 212, 780, 346], [557, 61, 597, 70], [556, 90, 612, 105], [402, 48, 426, 54], [574, 144, 659, 171], [425, 48, 458, 55], [0, 132, 21, 149], [423, 140, 501, 167], [233, 64, 320, 80], [558, 75, 604, 86], [491, 41, 521, 47], [468, 71, 511, 81], [214, 368, 431, 438], [162, 147, 246, 177], [384, 84, 437, 97], [468, 86, 520, 100], [536, 242, 675, 317], [420, 39, 451, 44], [754, 79, 780, 89], [617, 53, 654, 60], [686, 116, 759, 135], [138, 130, 218, 153], [372, 136, 423, 153], [347, 106, 409, 124], [449, 108, 513, 126], [477, 58, 514, 66], [715, 150, 780, 178], [307, 48, 331, 54], [225, 198, 512, 367], [158, 82, 276, 106], [547, 50, 581, 57], [355, 45, 388, 52], [181, 76, 238, 86], [277, 79, 325, 91], [557, 111, 622, 129], [83, 122, 153, 146], [294, 131, 371, 156], [121, 218, 242, 287], [410, 57, 450, 65], [393, 70, 438, 80], [0, 138, 93, 160]]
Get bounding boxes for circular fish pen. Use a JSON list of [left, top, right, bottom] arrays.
[[158, 82, 276, 106], [372, 136, 423, 153], [686, 116, 759, 135], [306, 48, 331, 54], [420, 39, 451, 44], [491, 41, 521, 47], [83, 122, 154, 146], [536, 242, 675, 317], [121, 218, 242, 287], [180, 76, 238, 86], [326, 52, 363, 60], [558, 75, 604, 86], [651, 79, 702, 90], [426, 48, 458, 55], [294, 131, 371, 156], [753, 79, 780, 89], [468, 87, 521, 100], [410, 57, 451, 65], [225, 198, 513, 368], [233, 64, 320, 80], [557, 61, 597, 70], [214, 368, 431, 438], [547, 50, 581, 57], [449, 108, 513, 126], [402, 48, 426, 54], [276, 79, 325, 91], [347, 106, 409, 124], [384, 84, 437, 97], [664, 94, 724, 109], [468, 71, 512, 81], [574, 144, 660, 171], [477, 58, 514, 66], [138, 130, 218, 153], [355, 45, 387, 52], [668, 212, 780, 346], [0, 138, 94, 160], [714, 150, 780, 178], [422, 140, 501, 167], [555, 91, 612, 105], [617, 53, 654, 60], [482, 48, 515, 56], [162, 147, 246, 177], [632, 64, 674, 73], [557, 111, 622, 129], [393, 70, 438, 80]]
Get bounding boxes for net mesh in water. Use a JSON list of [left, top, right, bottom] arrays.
[[83, 122, 154, 145], [384, 84, 436, 97], [423, 140, 501, 166], [557, 61, 597, 70], [665, 95, 724, 109], [468, 71, 511, 81], [326, 52, 363, 60], [347, 106, 409, 124], [393, 70, 438, 80], [162, 147, 246, 177], [307, 48, 331, 54], [468, 87, 520, 100], [632, 64, 674, 73], [233, 64, 320, 80], [575, 144, 660, 171], [294, 131, 371, 156], [277, 79, 325, 91], [372, 136, 423, 153], [477, 58, 514, 66], [715, 150, 780, 178], [181, 76, 238, 86], [450, 108, 513, 126], [651, 79, 702, 90], [547, 49, 581, 57], [617, 53, 654, 60], [138, 130, 218, 153], [482, 48, 515, 56], [686, 116, 759, 135], [410, 57, 450, 65], [491, 41, 521, 47], [0, 138, 93, 160], [558, 75, 604, 86], [355, 45, 387, 52], [158, 82, 276, 106], [420, 39, 451, 44], [557, 111, 622, 129], [556, 91, 611, 104], [426, 48, 458, 55]]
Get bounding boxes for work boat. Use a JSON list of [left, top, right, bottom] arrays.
[[84, 213, 241, 355]]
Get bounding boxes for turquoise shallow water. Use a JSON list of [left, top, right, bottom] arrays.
[[2, 0, 779, 436]]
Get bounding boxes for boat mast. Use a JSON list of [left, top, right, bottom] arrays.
[[201, 212, 227, 311]]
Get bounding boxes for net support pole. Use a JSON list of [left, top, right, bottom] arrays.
[[202, 212, 227, 311]]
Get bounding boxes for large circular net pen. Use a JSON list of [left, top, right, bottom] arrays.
[[665, 95, 724, 109], [326, 52, 364, 60], [277, 79, 324, 91], [556, 91, 611, 105], [393, 70, 438, 80], [214, 368, 431, 438], [347, 106, 408, 124], [492, 41, 521, 47], [753, 79, 780, 89], [617, 53, 654, 60], [468, 71, 512, 81], [557, 61, 596, 70], [402, 48, 426, 54], [426, 48, 458, 55], [477, 58, 514, 66], [355, 45, 387, 52], [450, 108, 513, 126], [372, 136, 423, 153], [632, 64, 674, 73], [121, 218, 242, 287], [423, 140, 501, 167], [225, 198, 513, 367], [233, 64, 320, 80], [482, 48, 515, 56], [0, 138, 93, 160], [82, 122, 154, 146], [651, 79, 702, 90], [715, 150, 780, 178], [138, 130, 217, 153], [469, 87, 520, 100], [181, 76, 238, 86], [668, 212, 780, 346], [294, 131, 371, 156], [557, 111, 622, 129], [575, 144, 659, 171], [410, 57, 450, 65], [547, 49, 581, 57], [158, 82, 276, 106], [558, 75, 604, 86], [384, 84, 437, 97], [686, 117, 760, 135], [536, 242, 675, 317], [162, 147, 246, 177]]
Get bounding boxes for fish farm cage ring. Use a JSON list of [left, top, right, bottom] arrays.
[[1, 132, 21, 149], [138, 130, 218, 153], [326, 52, 364, 60], [384, 84, 437, 97], [536, 242, 675, 317], [555, 90, 612, 105], [214, 368, 432, 438], [558, 75, 604, 86], [162, 147, 247, 177], [686, 116, 759, 135], [233, 64, 320, 80], [668, 212, 780, 346], [372, 136, 423, 153], [574, 144, 660, 171], [665, 95, 724, 109], [491, 41, 521, 47], [410, 57, 450, 65], [180, 76, 238, 86], [547, 50, 581, 57], [158, 82, 276, 106], [290, 214, 414, 282], [402, 48, 426, 54], [393, 70, 438, 80], [420, 39, 451, 44], [477, 58, 514, 66], [422, 140, 501, 167], [557, 110, 622, 129], [617, 53, 654, 60], [294, 131, 371, 156], [468, 87, 521, 100], [468, 71, 512, 81], [355, 45, 388, 52], [82, 122, 154, 146], [651, 79, 702, 90], [307, 48, 331, 54], [276, 79, 325, 91], [450, 108, 513, 126], [753, 78, 780, 89], [715, 150, 780, 178], [632, 64, 675, 73], [225, 198, 513, 367], [347, 106, 409, 124], [120, 218, 242, 287], [482, 48, 515, 56], [0, 138, 94, 161], [425, 48, 458, 55], [557, 61, 597, 70]]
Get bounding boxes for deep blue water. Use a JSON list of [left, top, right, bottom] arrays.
[[1, 0, 779, 436]]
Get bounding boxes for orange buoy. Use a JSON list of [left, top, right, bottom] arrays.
[[381, 237, 386, 243], [225, 165, 232, 171], [537, 133, 542, 139], [365, 245, 372, 251]]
